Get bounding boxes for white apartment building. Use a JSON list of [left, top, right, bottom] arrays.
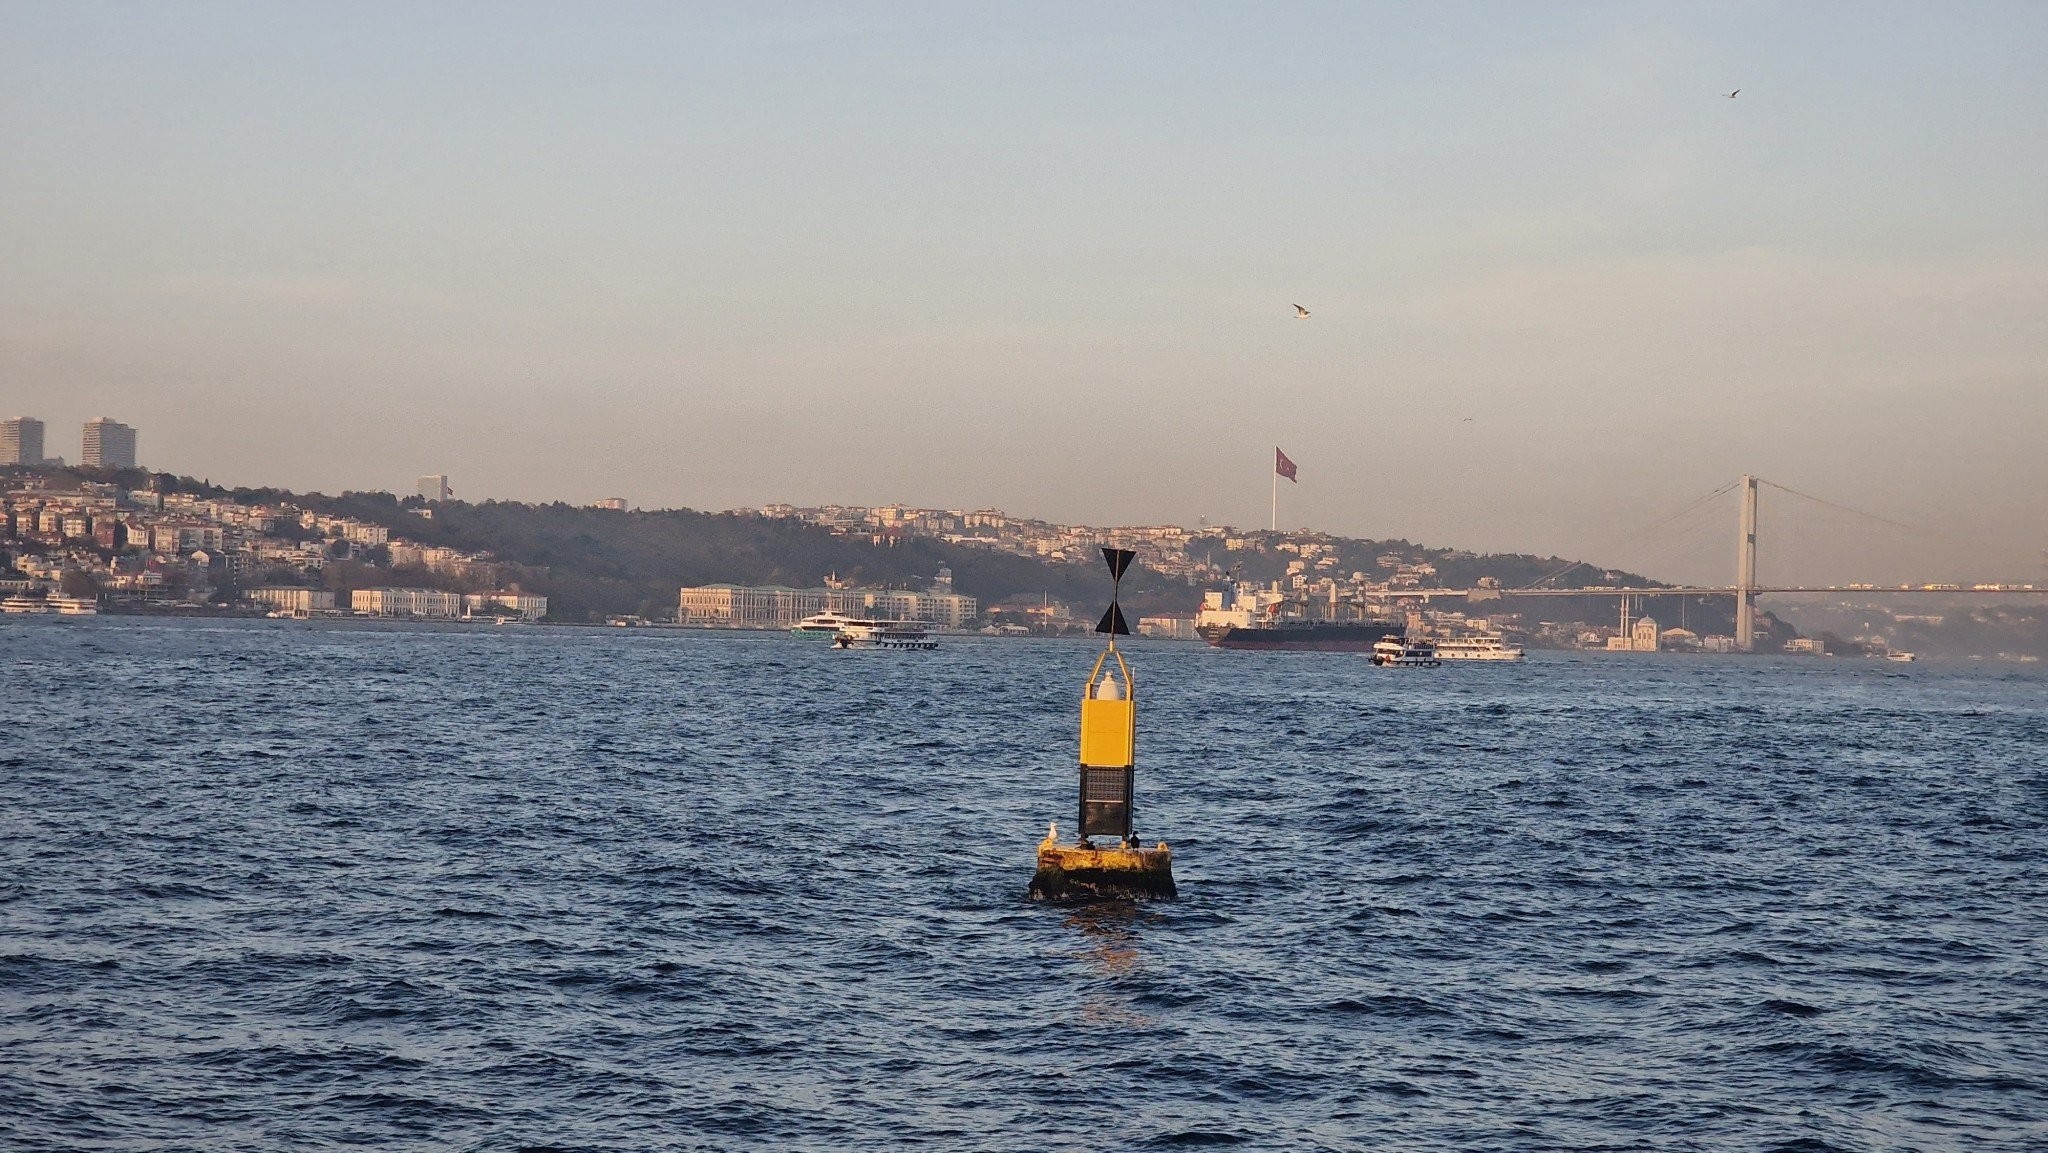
[[149, 523, 224, 554], [386, 543, 472, 570]]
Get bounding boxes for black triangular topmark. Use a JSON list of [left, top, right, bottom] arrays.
[[1095, 604, 1131, 635], [1101, 547, 1134, 583]]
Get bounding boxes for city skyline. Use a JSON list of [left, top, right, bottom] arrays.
[[3, 413, 141, 469], [4, 5, 2044, 586]]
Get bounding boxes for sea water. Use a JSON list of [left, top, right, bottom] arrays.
[[3, 618, 2044, 1150]]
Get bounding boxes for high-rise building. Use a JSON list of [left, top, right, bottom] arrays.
[[417, 474, 451, 501], [82, 418, 138, 469], [1, 417, 44, 465]]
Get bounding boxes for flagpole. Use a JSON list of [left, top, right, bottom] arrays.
[[1270, 463, 1277, 532]]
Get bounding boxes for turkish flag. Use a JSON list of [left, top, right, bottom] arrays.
[[1275, 448, 1298, 482]]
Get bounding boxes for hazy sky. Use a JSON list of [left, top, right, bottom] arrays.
[[4, 3, 2044, 585]]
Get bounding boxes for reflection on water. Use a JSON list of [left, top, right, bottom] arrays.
[[1062, 902, 1158, 1029], [1063, 902, 1148, 977]]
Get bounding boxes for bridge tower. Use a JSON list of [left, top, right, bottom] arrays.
[[1735, 474, 1759, 651]]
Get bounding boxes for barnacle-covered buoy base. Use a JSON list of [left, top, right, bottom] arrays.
[[1027, 836, 1176, 902]]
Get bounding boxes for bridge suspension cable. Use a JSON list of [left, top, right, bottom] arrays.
[[1754, 477, 1964, 545], [1520, 479, 1740, 590]]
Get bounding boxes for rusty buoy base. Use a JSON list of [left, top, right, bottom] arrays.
[[1028, 838, 1176, 902]]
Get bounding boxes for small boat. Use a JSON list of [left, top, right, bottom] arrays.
[[1371, 636, 1439, 667], [792, 610, 859, 638], [833, 620, 938, 650], [1885, 651, 1917, 663], [1434, 632, 1524, 662]]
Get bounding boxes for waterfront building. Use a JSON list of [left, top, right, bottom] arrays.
[[1138, 615, 1201, 640], [245, 587, 336, 613], [82, 418, 138, 469], [834, 589, 978, 629], [1, 418, 44, 465], [352, 587, 463, 618], [679, 584, 827, 627], [462, 592, 549, 621], [678, 582, 979, 629], [1605, 614, 1661, 652]]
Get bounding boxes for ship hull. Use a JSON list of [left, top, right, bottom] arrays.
[[1199, 622, 1402, 652]]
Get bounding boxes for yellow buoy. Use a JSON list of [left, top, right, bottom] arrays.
[[1028, 547, 1176, 901]]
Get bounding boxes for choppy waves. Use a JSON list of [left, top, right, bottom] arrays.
[[3, 619, 2045, 1150]]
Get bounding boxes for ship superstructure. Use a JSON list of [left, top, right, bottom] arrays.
[[1193, 581, 1402, 652]]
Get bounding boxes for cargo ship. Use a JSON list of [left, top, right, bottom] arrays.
[[1194, 582, 1402, 652]]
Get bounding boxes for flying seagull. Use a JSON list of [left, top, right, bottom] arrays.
[[1293, 303, 1311, 319], [1725, 89, 1740, 98]]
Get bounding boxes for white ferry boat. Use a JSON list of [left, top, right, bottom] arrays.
[[1885, 651, 1917, 663], [1371, 636, 1440, 667], [1434, 633, 1524, 662], [832, 620, 938, 650], [792, 611, 859, 638], [48, 594, 99, 616], [1, 593, 51, 614]]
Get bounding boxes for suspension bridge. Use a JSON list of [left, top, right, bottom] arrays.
[[1380, 475, 2046, 652]]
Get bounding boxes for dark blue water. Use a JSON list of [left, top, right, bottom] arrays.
[[4, 618, 2045, 1151]]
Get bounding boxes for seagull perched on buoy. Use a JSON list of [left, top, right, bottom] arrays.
[[1725, 89, 1740, 99], [1293, 303, 1311, 319]]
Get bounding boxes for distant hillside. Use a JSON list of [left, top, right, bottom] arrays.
[[287, 490, 1735, 628], [283, 490, 1200, 623], [20, 466, 1780, 635]]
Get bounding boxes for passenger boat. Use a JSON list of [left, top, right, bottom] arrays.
[[1370, 636, 1439, 667], [1, 593, 51, 614], [832, 620, 938, 650], [1885, 651, 1917, 663], [1434, 633, 1524, 662], [792, 610, 858, 638], [48, 594, 99, 616]]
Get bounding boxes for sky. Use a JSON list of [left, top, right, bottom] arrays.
[[3, 2, 2044, 586]]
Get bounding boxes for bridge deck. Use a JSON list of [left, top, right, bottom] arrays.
[[1390, 586, 2047, 598]]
